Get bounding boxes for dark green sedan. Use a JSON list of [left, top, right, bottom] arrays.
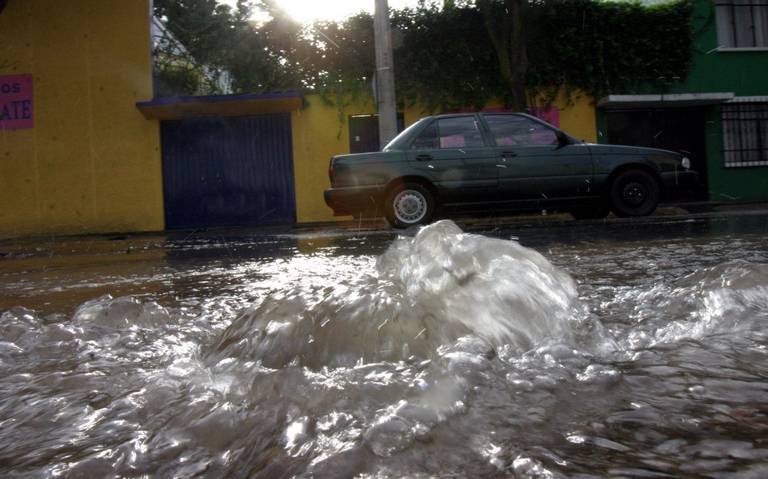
[[324, 112, 698, 228]]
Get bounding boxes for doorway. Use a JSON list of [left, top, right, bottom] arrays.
[[349, 113, 405, 153]]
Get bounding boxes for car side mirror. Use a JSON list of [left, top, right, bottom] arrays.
[[555, 130, 570, 149]]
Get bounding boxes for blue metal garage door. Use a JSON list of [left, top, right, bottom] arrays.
[[161, 113, 296, 229]]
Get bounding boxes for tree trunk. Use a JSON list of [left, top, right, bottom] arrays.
[[478, 0, 528, 111]]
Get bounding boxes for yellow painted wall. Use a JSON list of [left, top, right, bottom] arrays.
[[292, 92, 597, 223], [0, 0, 163, 237], [292, 95, 366, 223], [542, 91, 597, 144], [0, 0, 596, 232]]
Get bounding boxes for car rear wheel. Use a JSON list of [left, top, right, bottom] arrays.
[[385, 183, 435, 228], [609, 170, 661, 217]]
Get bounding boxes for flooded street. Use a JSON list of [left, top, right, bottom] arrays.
[[2, 212, 768, 478]]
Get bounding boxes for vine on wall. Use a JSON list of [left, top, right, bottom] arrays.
[[299, 0, 694, 111], [390, 0, 693, 110], [526, 0, 694, 105]]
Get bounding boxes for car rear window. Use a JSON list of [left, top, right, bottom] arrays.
[[412, 117, 484, 149], [485, 114, 558, 146]]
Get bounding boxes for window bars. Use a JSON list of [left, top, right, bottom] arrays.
[[722, 102, 768, 167]]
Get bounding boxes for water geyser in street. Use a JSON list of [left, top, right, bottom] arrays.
[[1, 216, 768, 477], [209, 220, 581, 368]]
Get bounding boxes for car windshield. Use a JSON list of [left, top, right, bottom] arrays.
[[381, 118, 429, 151]]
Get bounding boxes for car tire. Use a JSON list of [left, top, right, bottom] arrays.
[[609, 170, 661, 217], [384, 183, 435, 228], [570, 205, 610, 220]]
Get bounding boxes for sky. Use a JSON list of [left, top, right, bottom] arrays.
[[219, 0, 423, 23]]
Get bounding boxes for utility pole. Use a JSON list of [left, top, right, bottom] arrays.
[[373, 0, 397, 148]]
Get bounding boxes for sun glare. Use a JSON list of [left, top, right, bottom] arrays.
[[278, 0, 367, 23], [220, 0, 419, 23]]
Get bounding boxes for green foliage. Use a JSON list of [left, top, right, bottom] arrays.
[[297, 14, 378, 131], [152, 0, 694, 108], [290, 14, 376, 97], [154, 0, 243, 67], [393, 5, 504, 111], [527, 0, 694, 103], [475, 0, 529, 110], [154, 63, 204, 97], [153, 0, 298, 94], [391, 0, 693, 108]]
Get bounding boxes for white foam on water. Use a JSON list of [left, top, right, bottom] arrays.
[[623, 260, 768, 349], [3, 220, 767, 478], [209, 220, 582, 368]]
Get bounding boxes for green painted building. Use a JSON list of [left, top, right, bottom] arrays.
[[596, 0, 768, 203]]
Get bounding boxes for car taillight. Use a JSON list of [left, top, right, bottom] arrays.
[[328, 157, 335, 184]]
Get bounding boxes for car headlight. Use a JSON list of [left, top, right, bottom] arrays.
[[681, 156, 691, 170]]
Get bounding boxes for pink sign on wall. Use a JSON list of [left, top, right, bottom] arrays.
[[0, 74, 34, 130], [528, 107, 560, 127]]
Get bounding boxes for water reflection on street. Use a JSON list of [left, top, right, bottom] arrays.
[[1, 213, 767, 477]]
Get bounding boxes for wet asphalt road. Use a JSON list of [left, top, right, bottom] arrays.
[[1, 207, 767, 315], [1, 208, 768, 477]]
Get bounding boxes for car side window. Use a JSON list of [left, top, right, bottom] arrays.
[[412, 122, 439, 149], [411, 116, 484, 149], [437, 117, 484, 148], [485, 115, 558, 146]]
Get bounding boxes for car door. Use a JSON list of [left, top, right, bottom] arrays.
[[482, 114, 594, 202], [407, 115, 499, 203]]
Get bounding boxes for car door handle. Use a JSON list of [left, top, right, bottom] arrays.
[[416, 154, 433, 161], [496, 164, 508, 168], [501, 151, 517, 158]]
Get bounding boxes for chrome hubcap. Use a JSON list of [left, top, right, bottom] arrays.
[[622, 182, 647, 206], [393, 190, 427, 224]]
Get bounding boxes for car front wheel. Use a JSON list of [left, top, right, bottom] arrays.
[[385, 183, 435, 228], [609, 170, 661, 217]]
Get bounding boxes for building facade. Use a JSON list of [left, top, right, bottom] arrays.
[[597, 0, 768, 203], [1, 0, 597, 237], [0, 0, 164, 237]]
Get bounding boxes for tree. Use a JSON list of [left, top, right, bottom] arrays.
[[392, 4, 500, 111], [153, 0, 295, 94], [476, 0, 528, 110], [150, 0, 693, 111]]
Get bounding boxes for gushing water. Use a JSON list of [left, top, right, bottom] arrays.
[[210, 220, 582, 369], [1, 219, 768, 478]]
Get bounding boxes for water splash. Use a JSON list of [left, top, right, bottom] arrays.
[[209, 220, 581, 368], [2, 220, 768, 478], [621, 260, 768, 349]]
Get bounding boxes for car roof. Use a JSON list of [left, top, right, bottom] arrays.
[[422, 111, 532, 121]]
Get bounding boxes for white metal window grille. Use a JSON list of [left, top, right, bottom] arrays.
[[715, 1, 768, 48], [722, 102, 768, 167]]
